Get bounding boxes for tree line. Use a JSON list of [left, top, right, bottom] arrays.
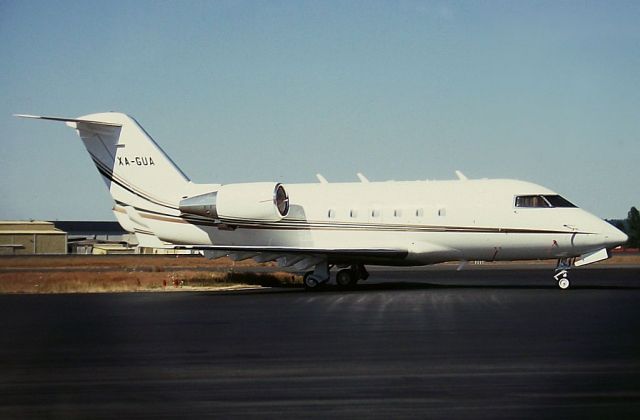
[[608, 207, 640, 248]]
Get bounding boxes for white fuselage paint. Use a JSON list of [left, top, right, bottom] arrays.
[[132, 178, 624, 266]]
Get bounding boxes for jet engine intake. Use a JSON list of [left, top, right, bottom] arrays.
[[179, 182, 289, 222]]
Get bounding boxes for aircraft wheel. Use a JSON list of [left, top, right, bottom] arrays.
[[336, 269, 357, 287], [303, 272, 320, 290], [558, 278, 570, 290]]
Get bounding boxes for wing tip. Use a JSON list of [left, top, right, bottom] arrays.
[[14, 114, 42, 119]]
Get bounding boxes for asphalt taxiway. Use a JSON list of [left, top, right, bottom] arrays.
[[1, 267, 639, 419]]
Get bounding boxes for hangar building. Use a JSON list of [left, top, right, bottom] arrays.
[[0, 221, 67, 255], [52, 220, 136, 254]]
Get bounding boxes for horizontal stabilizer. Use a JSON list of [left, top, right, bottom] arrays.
[[14, 114, 122, 127]]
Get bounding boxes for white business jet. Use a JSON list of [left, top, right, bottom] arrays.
[[16, 113, 627, 289]]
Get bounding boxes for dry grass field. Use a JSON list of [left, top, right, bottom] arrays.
[[0, 253, 637, 294], [0, 255, 301, 293]]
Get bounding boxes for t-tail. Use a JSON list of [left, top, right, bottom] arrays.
[[15, 113, 201, 246]]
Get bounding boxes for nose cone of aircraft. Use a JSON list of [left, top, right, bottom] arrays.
[[601, 223, 628, 248]]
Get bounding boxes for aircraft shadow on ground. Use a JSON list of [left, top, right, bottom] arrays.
[[313, 283, 640, 292], [201, 281, 640, 296]]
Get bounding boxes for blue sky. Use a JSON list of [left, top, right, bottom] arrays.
[[1, 0, 638, 220]]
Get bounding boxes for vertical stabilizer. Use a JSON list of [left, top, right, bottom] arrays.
[[18, 113, 190, 216]]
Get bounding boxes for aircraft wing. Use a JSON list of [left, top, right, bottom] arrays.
[[175, 245, 409, 271], [179, 244, 407, 257]]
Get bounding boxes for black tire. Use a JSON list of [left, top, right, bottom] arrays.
[[303, 272, 320, 290], [336, 269, 357, 287]]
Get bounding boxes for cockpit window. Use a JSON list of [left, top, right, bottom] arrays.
[[515, 195, 576, 208], [515, 195, 549, 208], [544, 195, 577, 208]]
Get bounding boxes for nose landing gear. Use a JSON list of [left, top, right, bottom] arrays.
[[554, 257, 575, 289], [554, 269, 570, 289]]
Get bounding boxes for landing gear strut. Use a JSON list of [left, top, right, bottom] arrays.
[[554, 257, 575, 290]]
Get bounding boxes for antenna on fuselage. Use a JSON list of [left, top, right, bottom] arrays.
[[316, 174, 328, 184], [356, 173, 370, 183]]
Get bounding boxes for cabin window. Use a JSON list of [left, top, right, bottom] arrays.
[[350, 209, 358, 218], [515, 195, 577, 208], [438, 208, 446, 217], [394, 209, 402, 218], [327, 209, 335, 218], [415, 208, 424, 217], [371, 209, 381, 218]]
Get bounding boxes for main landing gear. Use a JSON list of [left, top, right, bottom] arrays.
[[335, 264, 369, 288], [303, 263, 369, 290], [303, 261, 330, 290], [554, 257, 576, 290]]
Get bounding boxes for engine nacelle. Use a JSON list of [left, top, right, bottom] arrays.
[[179, 182, 289, 222]]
